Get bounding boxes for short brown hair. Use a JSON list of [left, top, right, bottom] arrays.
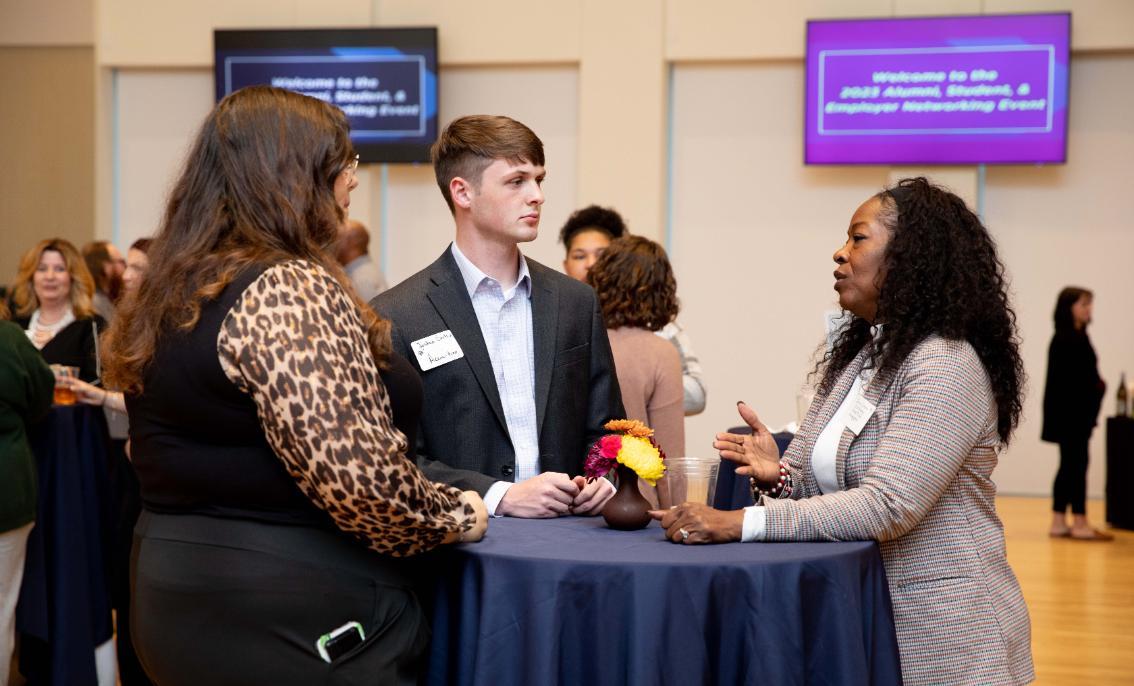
[[587, 236, 678, 331], [12, 238, 96, 319], [431, 115, 544, 213]]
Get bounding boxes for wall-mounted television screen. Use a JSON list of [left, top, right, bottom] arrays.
[[215, 27, 438, 164], [805, 13, 1070, 165]]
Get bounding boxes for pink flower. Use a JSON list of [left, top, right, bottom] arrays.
[[584, 435, 621, 480]]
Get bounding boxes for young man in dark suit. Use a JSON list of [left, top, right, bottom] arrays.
[[371, 115, 624, 518]]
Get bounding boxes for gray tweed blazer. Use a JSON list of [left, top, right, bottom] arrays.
[[763, 336, 1034, 686]]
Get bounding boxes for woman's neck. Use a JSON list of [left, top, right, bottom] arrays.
[[37, 300, 70, 324]]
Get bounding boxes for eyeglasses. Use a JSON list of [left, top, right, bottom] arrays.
[[343, 154, 360, 179]]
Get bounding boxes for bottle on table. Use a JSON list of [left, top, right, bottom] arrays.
[[1118, 372, 1129, 418]]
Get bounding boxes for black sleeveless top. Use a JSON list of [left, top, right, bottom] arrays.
[[127, 265, 423, 527]]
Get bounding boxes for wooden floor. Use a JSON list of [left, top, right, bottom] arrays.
[[998, 496, 1134, 685]]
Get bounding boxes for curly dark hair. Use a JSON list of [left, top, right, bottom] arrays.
[[559, 205, 627, 249], [586, 235, 678, 331], [817, 177, 1024, 443]]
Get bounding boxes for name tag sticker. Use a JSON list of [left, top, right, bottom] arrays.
[[410, 330, 464, 371], [845, 395, 877, 436]]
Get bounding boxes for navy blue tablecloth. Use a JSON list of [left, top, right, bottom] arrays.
[[17, 404, 114, 686], [427, 516, 901, 686]]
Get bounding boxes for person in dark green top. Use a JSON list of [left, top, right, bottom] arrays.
[[0, 305, 56, 680]]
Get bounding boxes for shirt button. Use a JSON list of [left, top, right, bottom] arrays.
[[501, 464, 514, 477]]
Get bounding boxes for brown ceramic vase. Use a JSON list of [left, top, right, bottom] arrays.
[[601, 464, 652, 530]]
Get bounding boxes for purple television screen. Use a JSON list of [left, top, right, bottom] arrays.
[[805, 13, 1070, 165]]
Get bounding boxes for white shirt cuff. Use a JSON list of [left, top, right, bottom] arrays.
[[741, 505, 767, 542], [484, 481, 513, 517]]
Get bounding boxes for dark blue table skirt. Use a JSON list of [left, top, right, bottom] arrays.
[[17, 404, 114, 686], [427, 517, 901, 686]]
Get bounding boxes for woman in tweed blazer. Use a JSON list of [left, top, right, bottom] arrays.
[[652, 178, 1034, 685]]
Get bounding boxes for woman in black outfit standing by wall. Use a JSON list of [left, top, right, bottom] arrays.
[[102, 86, 487, 685], [1042, 286, 1112, 541]]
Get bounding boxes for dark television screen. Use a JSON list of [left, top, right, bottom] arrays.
[[805, 13, 1070, 165], [215, 27, 438, 163]]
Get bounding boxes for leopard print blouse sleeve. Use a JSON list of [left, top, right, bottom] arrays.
[[217, 260, 476, 557]]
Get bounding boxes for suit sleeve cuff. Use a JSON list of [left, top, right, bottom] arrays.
[[741, 505, 767, 542], [484, 481, 513, 517]]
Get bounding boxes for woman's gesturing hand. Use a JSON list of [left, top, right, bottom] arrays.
[[713, 402, 782, 486]]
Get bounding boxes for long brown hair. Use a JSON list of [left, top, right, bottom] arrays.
[[587, 235, 679, 331], [104, 86, 390, 394], [11, 238, 97, 319]]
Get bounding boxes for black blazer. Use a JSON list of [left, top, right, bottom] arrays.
[[371, 247, 625, 495], [1041, 329, 1105, 443], [13, 314, 106, 383]]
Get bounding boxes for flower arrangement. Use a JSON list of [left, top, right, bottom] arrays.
[[584, 419, 667, 486]]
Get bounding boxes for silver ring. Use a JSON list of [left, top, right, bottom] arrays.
[[679, 528, 690, 541]]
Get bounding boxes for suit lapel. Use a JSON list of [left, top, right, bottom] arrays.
[[528, 263, 559, 435], [425, 251, 509, 433]]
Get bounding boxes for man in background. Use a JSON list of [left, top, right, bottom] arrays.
[[336, 219, 388, 301]]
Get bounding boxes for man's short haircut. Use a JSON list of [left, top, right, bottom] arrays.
[[431, 115, 545, 213]]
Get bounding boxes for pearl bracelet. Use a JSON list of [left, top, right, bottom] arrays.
[[750, 461, 794, 502]]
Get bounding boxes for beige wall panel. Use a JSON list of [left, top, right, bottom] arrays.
[[986, 0, 1134, 51], [384, 66, 579, 286], [985, 53, 1134, 498], [373, 0, 581, 64], [0, 0, 93, 46], [670, 62, 889, 460], [0, 47, 95, 281], [577, 0, 666, 240], [666, 0, 1134, 60], [114, 70, 216, 248], [97, 0, 372, 67], [893, 0, 984, 15], [666, 0, 892, 61]]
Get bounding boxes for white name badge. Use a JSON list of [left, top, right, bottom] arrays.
[[844, 394, 877, 436], [410, 330, 464, 371]]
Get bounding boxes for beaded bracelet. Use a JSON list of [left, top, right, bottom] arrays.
[[750, 461, 794, 502]]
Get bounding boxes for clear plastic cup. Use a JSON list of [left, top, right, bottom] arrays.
[[50, 364, 78, 405], [657, 456, 720, 509]]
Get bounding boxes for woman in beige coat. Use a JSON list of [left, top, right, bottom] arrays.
[[652, 177, 1033, 685]]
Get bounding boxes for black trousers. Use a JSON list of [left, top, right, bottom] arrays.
[[1052, 439, 1090, 515], [130, 512, 430, 686]]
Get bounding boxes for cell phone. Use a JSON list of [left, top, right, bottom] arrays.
[[316, 620, 365, 663]]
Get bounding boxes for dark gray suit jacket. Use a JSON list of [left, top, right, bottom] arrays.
[[371, 247, 625, 495]]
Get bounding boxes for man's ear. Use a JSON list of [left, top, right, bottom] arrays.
[[450, 176, 474, 210]]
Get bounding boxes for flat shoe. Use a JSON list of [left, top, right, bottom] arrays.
[[1069, 528, 1114, 541], [1048, 529, 1070, 538]]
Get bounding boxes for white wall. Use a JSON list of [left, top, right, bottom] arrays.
[[672, 55, 1134, 497], [111, 65, 578, 280], [97, 0, 1134, 497]]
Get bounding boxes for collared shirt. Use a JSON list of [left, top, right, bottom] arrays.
[[450, 243, 538, 514]]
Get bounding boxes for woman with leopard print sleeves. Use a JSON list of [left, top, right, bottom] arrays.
[[102, 86, 487, 686]]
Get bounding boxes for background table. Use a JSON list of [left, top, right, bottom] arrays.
[[17, 404, 114, 685], [427, 517, 901, 686], [1106, 416, 1134, 530]]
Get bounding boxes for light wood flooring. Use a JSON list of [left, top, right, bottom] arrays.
[[998, 496, 1134, 685]]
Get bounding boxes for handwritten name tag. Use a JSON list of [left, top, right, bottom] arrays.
[[844, 394, 877, 436], [410, 330, 464, 371]]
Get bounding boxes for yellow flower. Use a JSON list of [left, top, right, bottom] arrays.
[[604, 419, 654, 438], [616, 435, 666, 486]]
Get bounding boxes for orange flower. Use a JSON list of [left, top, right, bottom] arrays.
[[603, 419, 654, 438]]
